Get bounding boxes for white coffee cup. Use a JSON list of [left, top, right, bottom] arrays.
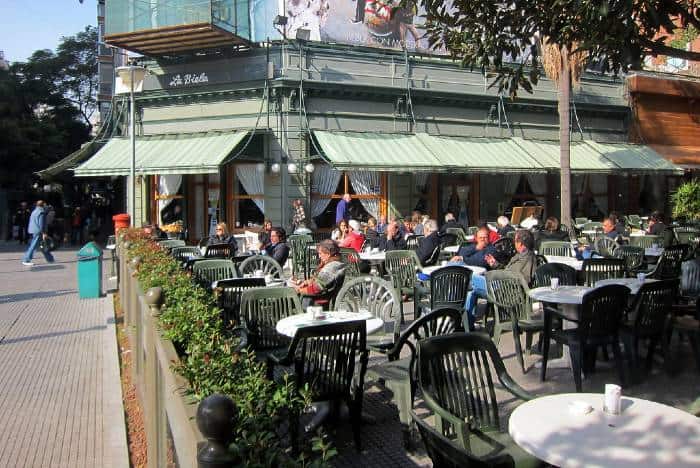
[[550, 277, 560, 290], [604, 383, 622, 415], [637, 272, 646, 283]]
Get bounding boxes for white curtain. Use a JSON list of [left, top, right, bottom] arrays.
[[310, 164, 341, 218], [158, 174, 182, 225], [349, 170, 381, 218], [414, 173, 429, 193], [236, 164, 265, 213]]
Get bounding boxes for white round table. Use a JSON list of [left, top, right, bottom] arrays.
[[509, 393, 700, 468], [595, 277, 658, 295], [359, 251, 386, 262], [645, 247, 664, 257], [545, 255, 583, 271], [276, 311, 384, 338], [442, 245, 459, 254], [421, 264, 486, 276], [529, 285, 592, 305]]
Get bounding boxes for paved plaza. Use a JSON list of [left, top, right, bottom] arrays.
[[0, 242, 128, 468]]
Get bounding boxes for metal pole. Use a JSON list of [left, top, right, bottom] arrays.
[[130, 66, 136, 227]]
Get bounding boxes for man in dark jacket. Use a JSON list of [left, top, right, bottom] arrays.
[[265, 227, 290, 266], [379, 221, 407, 251], [415, 219, 441, 266], [21, 200, 54, 266], [451, 227, 496, 268], [439, 212, 464, 235]]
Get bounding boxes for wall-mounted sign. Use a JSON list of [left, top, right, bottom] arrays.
[[167, 72, 210, 88]]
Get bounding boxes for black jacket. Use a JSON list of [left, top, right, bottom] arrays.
[[379, 234, 407, 252], [416, 232, 441, 266], [265, 242, 290, 266]]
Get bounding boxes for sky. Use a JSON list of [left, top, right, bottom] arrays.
[[0, 0, 97, 64]]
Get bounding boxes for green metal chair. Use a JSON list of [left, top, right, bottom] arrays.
[[614, 245, 646, 275], [485, 270, 544, 373], [191, 259, 237, 290], [339, 247, 362, 279], [239, 287, 302, 354], [214, 277, 265, 327], [267, 320, 368, 452], [648, 244, 690, 280], [384, 250, 422, 321], [538, 241, 575, 257], [581, 258, 626, 287], [157, 239, 186, 252], [238, 255, 284, 279], [171, 246, 202, 266], [594, 236, 618, 257], [630, 234, 661, 249], [287, 234, 313, 279], [367, 308, 464, 448], [416, 333, 541, 468]]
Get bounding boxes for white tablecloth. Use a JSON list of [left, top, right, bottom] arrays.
[[509, 393, 700, 468], [545, 255, 583, 271], [421, 264, 486, 276], [276, 311, 383, 338]]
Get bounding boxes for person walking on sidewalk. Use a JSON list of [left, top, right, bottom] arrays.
[[22, 200, 55, 266]]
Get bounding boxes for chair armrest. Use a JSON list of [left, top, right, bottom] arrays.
[[499, 373, 535, 401], [368, 341, 395, 354]]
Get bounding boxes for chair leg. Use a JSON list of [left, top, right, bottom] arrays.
[[620, 334, 638, 384], [513, 327, 526, 374], [570, 344, 583, 392], [645, 336, 660, 372], [612, 342, 626, 386], [351, 398, 363, 451], [540, 315, 552, 382]]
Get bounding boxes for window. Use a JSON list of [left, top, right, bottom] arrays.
[[227, 164, 265, 229], [311, 170, 386, 228]]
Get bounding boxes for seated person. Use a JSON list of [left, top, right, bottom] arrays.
[[576, 216, 621, 259], [439, 212, 464, 235], [463, 230, 536, 330], [415, 219, 441, 266], [535, 216, 569, 249], [208, 222, 238, 254], [496, 215, 515, 238], [379, 221, 407, 251], [292, 239, 346, 303], [450, 226, 496, 269], [520, 214, 539, 230], [339, 219, 365, 252], [257, 219, 273, 250], [608, 212, 628, 238], [646, 211, 667, 236], [364, 216, 380, 248], [264, 226, 290, 266], [482, 221, 501, 244], [331, 219, 349, 242]]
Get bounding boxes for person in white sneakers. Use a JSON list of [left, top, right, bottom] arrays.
[[22, 200, 55, 266]]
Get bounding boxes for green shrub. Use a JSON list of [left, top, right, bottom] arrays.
[[671, 179, 700, 221], [122, 232, 332, 466]]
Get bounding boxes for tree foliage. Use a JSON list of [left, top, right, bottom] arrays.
[[420, 0, 700, 97], [0, 26, 96, 189]]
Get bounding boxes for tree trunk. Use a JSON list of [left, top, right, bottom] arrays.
[[559, 46, 572, 227]]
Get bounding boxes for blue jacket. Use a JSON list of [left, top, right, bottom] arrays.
[[27, 206, 47, 235], [457, 243, 497, 268], [335, 199, 349, 224]]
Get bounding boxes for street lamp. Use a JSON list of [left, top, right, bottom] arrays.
[[115, 64, 147, 227]]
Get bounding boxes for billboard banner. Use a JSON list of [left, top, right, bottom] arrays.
[[251, 0, 449, 54]]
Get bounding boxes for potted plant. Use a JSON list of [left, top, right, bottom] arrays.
[[670, 179, 700, 223]]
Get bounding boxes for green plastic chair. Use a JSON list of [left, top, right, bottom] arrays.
[[287, 234, 313, 279], [171, 246, 202, 265], [214, 277, 265, 327], [406, 234, 424, 251], [204, 242, 233, 258], [594, 236, 619, 257], [366, 308, 464, 448], [466, 226, 479, 236], [485, 270, 544, 373], [647, 244, 690, 280], [157, 239, 186, 252], [238, 255, 284, 279], [304, 242, 320, 280], [614, 245, 645, 275], [574, 217, 590, 226], [674, 227, 700, 247], [410, 410, 481, 468], [582, 258, 626, 286], [625, 214, 642, 230], [630, 235, 661, 249], [267, 320, 368, 452], [538, 241, 575, 257], [384, 250, 422, 321], [339, 247, 362, 279], [423, 265, 472, 315], [239, 287, 302, 354], [582, 221, 603, 231], [192, 259, 237, 290], [445, 227, 467, 245], [532, 263, 577, 289], [416, 333, 541, 467]]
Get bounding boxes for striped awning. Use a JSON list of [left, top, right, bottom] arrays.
[[74, 130, 249, 177]]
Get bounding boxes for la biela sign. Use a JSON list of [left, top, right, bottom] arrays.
[[168, 72, 209, 87]]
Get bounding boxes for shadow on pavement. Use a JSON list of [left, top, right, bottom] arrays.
[[0, 323, 107, 346], [0, 289, 76, 304]]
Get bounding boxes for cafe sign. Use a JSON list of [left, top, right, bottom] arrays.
[[167, 72, 209, 88]]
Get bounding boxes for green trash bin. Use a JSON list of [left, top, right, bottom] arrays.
[[77, 242, 103, 299]]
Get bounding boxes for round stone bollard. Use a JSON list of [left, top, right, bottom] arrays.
[[196, 394, 239, 468]]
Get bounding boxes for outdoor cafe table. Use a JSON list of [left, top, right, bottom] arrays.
[[442, 245, 460, 254], [544, 255, 583, 270], [275, 310, 384, 338], [645, 246, 664, 258], [358, 251, 386, 262], [595, 277, 658, 295], [508, 393, 700, 468], [420, 264, 486, 276]]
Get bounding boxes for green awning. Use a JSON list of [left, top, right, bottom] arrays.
[[584, 141, 684, 174], [417, 134, 546, 173], [313, 131, 443, 171], [74, 130, 249, 177], [37, 140, 104, 179], [514, 138, 620, 173]]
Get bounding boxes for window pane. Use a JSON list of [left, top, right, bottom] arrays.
[[235, 199, 264, 227]]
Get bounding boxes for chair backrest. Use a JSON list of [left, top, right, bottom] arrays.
[[582, 221, 603, 231], [674, 227, 699, 246], [287, 234, 313, 278], [171, 246, 202, 265], [411, 411, 483, 468], [445, 227, 467, 245], [406, 235, 424, 251], [214, 277, 265, 326], [339, 247, 362, 279], [239, 287, 303, 351], [192, 259, 237, 289], [630, 235, 661, 249], [285, 320, 367, 400], [429, 266, 472, 311], [238, 255, 284, 279], [492, 237, 516, 264], [582, 258, 626, 286], [304, 242, 320, 280], [157, 239, 186, 252], [575, 217, 590, 226], [649, 244, 690, 280], [594, 236, 619, 257], [614, 245, 645, 272], [625, 214, 642, 229], [539, 241, 575, 257], [532, 263, 578, 288], [629, 279, 678, 337], [579, 285, 630, 342], [417, 332, 528, 434], [485, 270, 533, 326], [310, 231, 331, 243], [204, 242, 232, 259], [466, 226, 479, 236], [334, 275, 401, 340], [535, 254, 548, 267], [680, 258, 700, 299], [385, 250, 421, 290]]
